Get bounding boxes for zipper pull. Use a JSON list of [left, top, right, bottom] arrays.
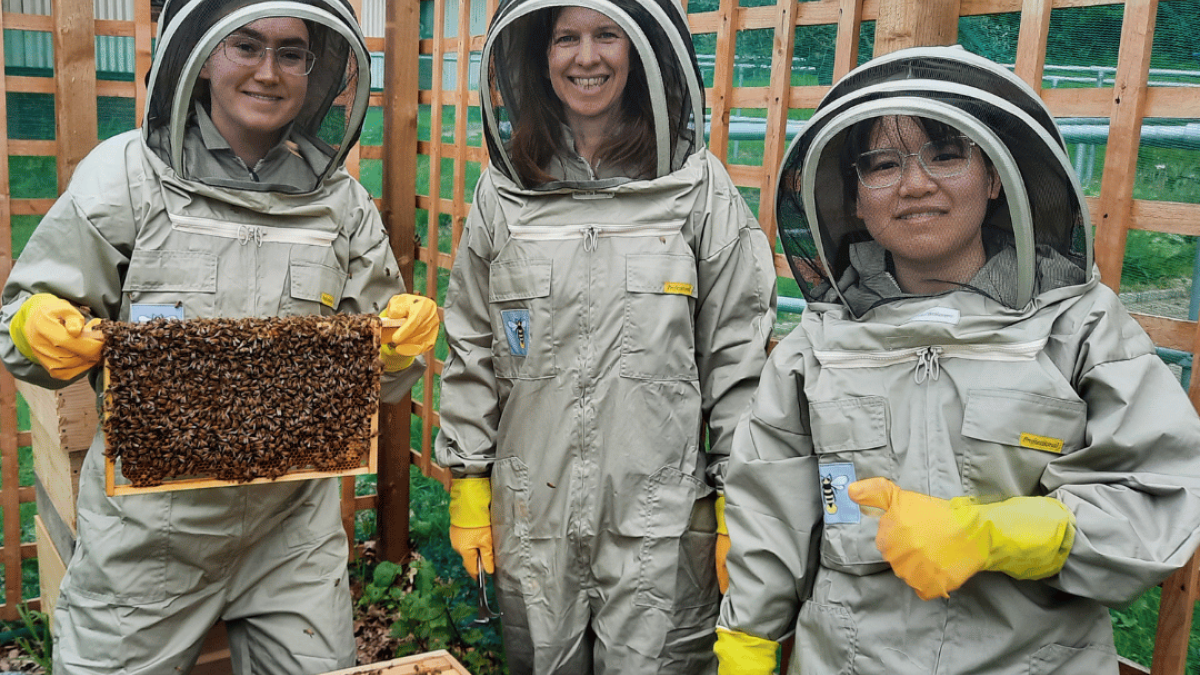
[[582, 225, 600, 252], [914, 346, 943, 384]]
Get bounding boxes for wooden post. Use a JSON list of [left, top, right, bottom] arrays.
[[379, 0, 422, 563], [756, 0, 799, 246], [873, 0, 959, 56], [52, 0, 99, 186], [0, 1, 18, 618], [707, 0, 738, 161], [1094, 0, 1157, 295]]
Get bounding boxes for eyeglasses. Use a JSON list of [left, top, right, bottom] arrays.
[[854, 136, 977, 189], [220, 35, 316, 76]]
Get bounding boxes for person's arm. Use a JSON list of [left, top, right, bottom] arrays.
[[434, 172, 503, 479], [694, 154, 777, 492], [718, 334, 822, 644], [0, 135, 139, 388], [1041, 290, 1200, 606], [337, 180, 427, 403]]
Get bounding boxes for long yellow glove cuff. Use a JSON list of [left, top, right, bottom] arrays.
[[849, 477, 1075, 600], [954, 494, 1076, 580], [715, 494, 731, 593], [449, 477, 492, 528], [714, 627, 778, 675], [449, 478, 494, 579], [10, 293, 102, 380], [380, 293, 440, 369]]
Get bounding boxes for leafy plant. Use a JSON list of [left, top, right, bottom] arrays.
[[356, 556, 507, 675], [14, 604, 51, 674]]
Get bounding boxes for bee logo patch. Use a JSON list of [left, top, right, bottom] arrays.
[[130, 303, 184, 322], [820, 462, 860, 524], [502, 309, 530, 357]]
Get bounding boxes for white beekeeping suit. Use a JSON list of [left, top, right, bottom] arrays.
[[435, 0, 777, 671], [0, 1, 425, 673], [717, 45, 1200, 675]]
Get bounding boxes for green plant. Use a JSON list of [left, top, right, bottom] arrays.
[[14, 604, 52, 673], [357, 557, 507, 675]]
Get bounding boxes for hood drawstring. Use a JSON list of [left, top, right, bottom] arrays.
[[914, 346, 943, 384]]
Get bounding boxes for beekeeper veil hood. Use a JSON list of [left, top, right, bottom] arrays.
[[777, 46, 1091, 317], [145, 0, 369, 194], [480, 0, 705, 190]]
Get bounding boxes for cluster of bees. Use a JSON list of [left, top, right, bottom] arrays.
[[100, 314, 382, 488]]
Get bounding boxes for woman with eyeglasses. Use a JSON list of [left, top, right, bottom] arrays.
[[0, 1, 438, 673], [714, 46, 1200, 675]]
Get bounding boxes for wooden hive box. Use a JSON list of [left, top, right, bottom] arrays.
[[17, 378, 97, 537], [322, 650, 472, 675]]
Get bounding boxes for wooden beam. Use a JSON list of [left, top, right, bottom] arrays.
[[1013, 0, 1053, 89], [1093, 0, 1157, 295], [757, 0, 800, 245], [379, 0, 422, 564], [874, 0, 960, 55], [52, 0, 99, 187]]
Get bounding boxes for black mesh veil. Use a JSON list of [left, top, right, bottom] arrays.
[[480, 0, 705, 189], [777, 46, 1091, 316], [145, 0, 368, 193]]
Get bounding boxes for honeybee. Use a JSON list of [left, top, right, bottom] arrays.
[[506, 316, 527, 351], [821, 473, 849, 515]]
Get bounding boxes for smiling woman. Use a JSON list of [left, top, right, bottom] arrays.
[[545, 7, 631, 163], [434, 0, 778, 673], [0, 0, 436, 673], [849, 115, 1001, 295], [200, 17, 311, 165]]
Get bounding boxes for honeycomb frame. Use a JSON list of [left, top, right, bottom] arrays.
[[99, 314, 383, 496]]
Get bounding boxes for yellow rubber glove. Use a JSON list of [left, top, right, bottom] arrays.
[[449, 477, 494, 580], [848, 477, 1076, 601], [10, 293, 103, 380], [379, 294, 440, 372], [714, 627, 778, 675], [715, 493, 730, 593]]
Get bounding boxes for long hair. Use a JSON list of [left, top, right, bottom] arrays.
[[506, 7, 657, 186]]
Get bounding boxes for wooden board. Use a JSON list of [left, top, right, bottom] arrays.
[[32, 515, 64, 631], [322, 650, 472, 675]]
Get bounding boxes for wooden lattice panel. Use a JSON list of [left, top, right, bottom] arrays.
[[99, 314, 382, 496]]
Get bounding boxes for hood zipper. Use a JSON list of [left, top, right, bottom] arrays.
[[509, 221, 683, 248], [169, 214, 338, 247], [813, 338, 1047, 384]]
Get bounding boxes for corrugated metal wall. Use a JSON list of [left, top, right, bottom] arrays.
[[3, 0, 384, 76]]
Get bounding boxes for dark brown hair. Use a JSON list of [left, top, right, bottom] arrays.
[[506, 7, 657, 186]]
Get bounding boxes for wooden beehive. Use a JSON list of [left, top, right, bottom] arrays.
[[17, 378, 97, 537], [99, 314, 384, 496], [322, 650, 472, 675]]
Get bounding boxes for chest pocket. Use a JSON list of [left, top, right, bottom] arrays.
[[287, 260, 346, 316], [489, 258, 556, 380], [123, 250, 218, 319], [621, 254, 698, 381], [961, 389, 1086, 496], [810, 396, 892, 573]]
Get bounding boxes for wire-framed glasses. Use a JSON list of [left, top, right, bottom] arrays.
[[220, 35, 316, 76], [854, 136, 977, 189]]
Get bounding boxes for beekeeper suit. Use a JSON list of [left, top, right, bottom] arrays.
[[434, 0, 776, 671], [715, 46, 1200, 674], [0, 1, 432, 673]]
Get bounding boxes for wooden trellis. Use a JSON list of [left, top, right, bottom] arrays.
[[0, 0, 1196, 673]]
